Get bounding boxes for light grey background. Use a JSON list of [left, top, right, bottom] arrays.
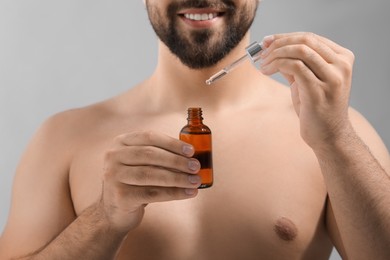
[[1, 1, 389, 259]]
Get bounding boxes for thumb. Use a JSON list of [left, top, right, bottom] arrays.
[[290, 82, 300, 116]]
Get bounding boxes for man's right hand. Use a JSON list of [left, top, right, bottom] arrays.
[[99, 131, 201, 233]]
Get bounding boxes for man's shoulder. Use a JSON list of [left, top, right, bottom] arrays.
[[38, 93, 129, 142], [45, 101, 112, 131], [47, 86, 142, 130], [42, 84, 148, 138]]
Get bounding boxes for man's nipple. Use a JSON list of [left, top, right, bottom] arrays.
[[273, 217, 298, 241]]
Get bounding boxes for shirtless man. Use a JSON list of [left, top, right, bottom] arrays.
[[1, 0, 389, 259]]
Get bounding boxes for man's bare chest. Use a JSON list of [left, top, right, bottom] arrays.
[[68, 121, 332, 259]]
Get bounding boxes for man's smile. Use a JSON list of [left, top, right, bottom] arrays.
[[145, 0, 256, 68], [183, 13, 218, 21], [178, 8, 225, 28]]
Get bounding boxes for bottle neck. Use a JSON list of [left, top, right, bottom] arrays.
[[187, 107, 203, 125]]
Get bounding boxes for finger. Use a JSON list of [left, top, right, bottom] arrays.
[[124, 185, 198, 204], [261, 57, 318, 83], [261, 44, 334, 82], [261, 58, 323, 102], [116, 166, 202, 188], [117, 131, 195, 157], [112, 145, 200, 174], [279, 71, 294, 85], [290, 82, 301, 116], [263, 32, 338, 63], [316, 34, 353, 58], [270, 32, 355, 65]]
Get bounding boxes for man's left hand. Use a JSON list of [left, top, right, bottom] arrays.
[[260, 32, 355, 150]]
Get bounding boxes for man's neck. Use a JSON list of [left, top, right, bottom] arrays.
[[143, 35, 270, 113]]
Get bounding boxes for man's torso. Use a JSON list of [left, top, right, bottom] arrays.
[[67, 83, 333, 259]]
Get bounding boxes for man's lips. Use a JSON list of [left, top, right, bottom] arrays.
[[183, 13, 219, 21], [178, 9, 225, 28]]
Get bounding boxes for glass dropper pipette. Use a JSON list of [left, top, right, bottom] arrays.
[[205, 41, 264, 85]]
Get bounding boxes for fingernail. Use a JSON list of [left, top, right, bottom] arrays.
[[188, 159, 200, 172], [188, 175, 201, 184], [185, 188, 197, 196], [182, 145, 194, 157], [263, 35, 275, 47], [260, 49, 268, 58], [260, 64, 267, 71], [260, 65, 269, 75]]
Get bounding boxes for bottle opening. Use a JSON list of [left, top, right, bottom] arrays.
[[187, 107, 203, 121]]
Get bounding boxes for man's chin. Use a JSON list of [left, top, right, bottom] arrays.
[[176, 53, 224, 70]]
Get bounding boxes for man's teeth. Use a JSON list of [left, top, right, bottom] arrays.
[[184, 13, 218, 21]]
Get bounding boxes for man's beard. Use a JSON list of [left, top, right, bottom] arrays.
[[146, 0, 258, 69]]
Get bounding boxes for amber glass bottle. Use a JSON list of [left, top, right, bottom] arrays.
[[180, 108, 213, 188]]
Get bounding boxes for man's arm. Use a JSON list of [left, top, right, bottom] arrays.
[[321, 110, 390, 259], [0, 111, 200, 259], [13, 203, 128, 260], [0, 113, 80, 259], [0, 113, 125, 260], [260, 32, 390, 259]]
